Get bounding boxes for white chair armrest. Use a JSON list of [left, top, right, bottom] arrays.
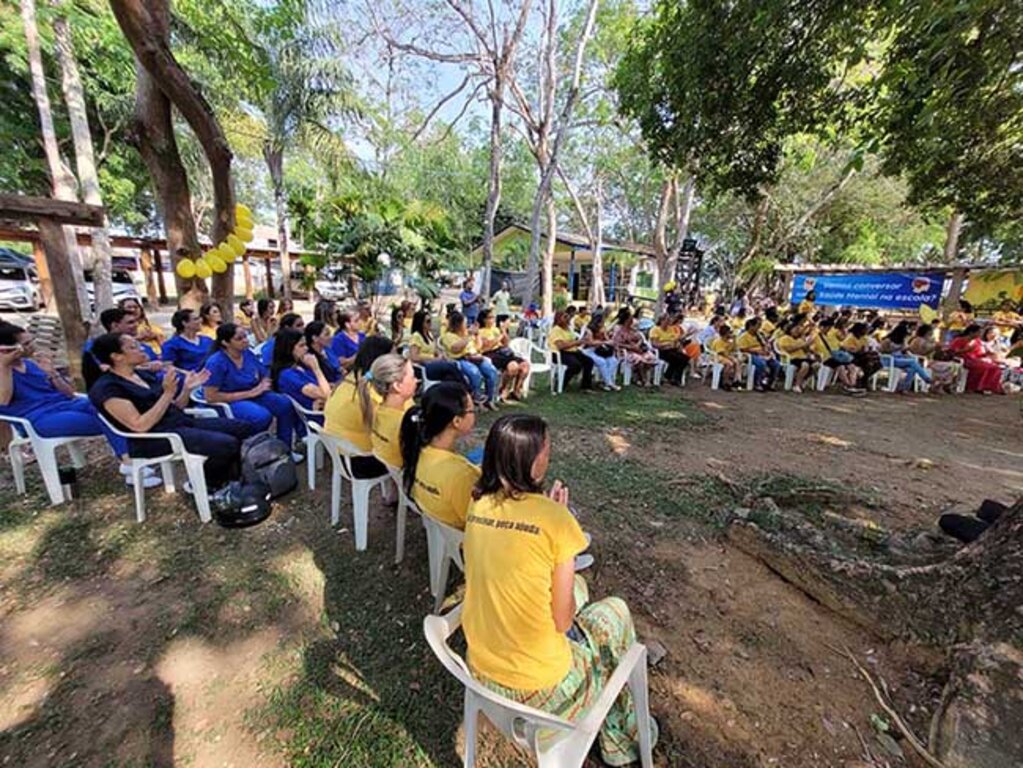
[[0, 413, 38, 440], [576, 643, 648, 733], [184, 407, 218, 419]]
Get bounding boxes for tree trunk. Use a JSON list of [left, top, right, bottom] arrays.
[[37, 220, 88, 384], [481, 79, 504, 302], [264, 143, 292, 301], [523, 142, 550, 311], [109, 0, 236, 315], [242, 254, 254, 300], [652, 176, 673, 314], [52, 5, 114, 315], [728, 497, 1023, 768], [943, 210, 964, 262], [132, 59, 205, 308], [542, 197, 557, 316], [590, 179, 605, 307], [20, 0, 90, 332]]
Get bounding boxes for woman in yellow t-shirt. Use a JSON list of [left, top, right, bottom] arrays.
[[946, 299, 974, 340], [441, 311, 500, 409], [477, 309, 530, 401], [324, 336, 395, 481], [463, 414, 654, 766], [407, 310, 464, 386], [797, 289, 816, 317], [399, 382, 480, 529], [549, 310, 595, 391], [776, 317, 817, 393], [649, 314, 689, 385], [993, 299, 1022, 341], [198, 301, 222, 340], [119, 297, 165, 355], [363, 353, 417, 469], [709, 324, 740, 389]]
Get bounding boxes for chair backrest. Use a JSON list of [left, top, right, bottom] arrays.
[[0, 412, 39, 441], [423, 607, 575, 743], [307, 421, 372, 458], [286, 395, 320, 427], [508, 337, 532, 362]]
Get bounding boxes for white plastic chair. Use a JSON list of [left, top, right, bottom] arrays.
[[424, 605, 655, 768], [287, 396, 326, 490], [309, 422, 389, 551], [411, 362, 442, 395], [383, 464, 411, 565], [408, 493, 466, 612], [816, 365, 834, 391], [0, 409, 92, 505], [97, 411, 215, 523], [870, 354, 902, 392], [190, 387, 234, 418], [509, 337, 552, 398]]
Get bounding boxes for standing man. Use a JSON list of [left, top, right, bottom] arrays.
[[460, 275, 481, 327]]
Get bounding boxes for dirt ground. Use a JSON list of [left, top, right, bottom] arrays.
[[0, 387, 1020, 767]]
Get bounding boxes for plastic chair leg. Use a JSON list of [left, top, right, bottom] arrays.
[[306, 436, 318, 490], [68, 443, 86, 468], [38, 447, 66, 506], [462, 694, 480, 768], [710, 364, 721, 390], [630, 651, 654, 768], [394, 494, 407, 565], [160, 461, 176, 493], [433, 553, 452, 613], [132, 464, 147, 523], [184, 456, 211, 523], [352, 480, 372, 551], [9, 444, 26, 495]]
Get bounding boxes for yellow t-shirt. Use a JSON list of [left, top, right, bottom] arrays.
[[234, 312, 251, 330], [372, 400, 413, 468], [809, 333, 829, 359], [463, 492, 588, 691], [649, 325, 681, 346], [137, 320, 165, 355], [409, 331, 436, 360], [736, 331, 764, 353], [411, 445, 480, 530], [710, 336, 737, 359], [760, 319, 776, 336], [776, 334, 806, 355], [323, 377, 380, 451], [477, 326, 502, 351], [440, 331, 475, 359], [947, 311, 973, 332], [547, 325, 576, 352], [198, 325, 218, 340], [798, 300, 815, 315], [841, 335, 866, 353], [825, 329, 843, 350], [993, 311, 1020, 334], [572, 314, 591, 332], [356, 317, 377, 336]]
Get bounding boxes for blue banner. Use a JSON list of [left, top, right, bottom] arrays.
[[790, 272, 946, 310]]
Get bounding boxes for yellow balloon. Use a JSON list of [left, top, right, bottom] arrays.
[[236, 212, 254, 228], [195, 258, 212, 279], [235, 203, 253, 220], [213, 243, 234, 263], [919, 304, 938, 324], [235, 226, 254, 243], [226, 234, 246, 256], [208, 254, 228, 274], [175, 258, 196, 279], [663, 280, 677, 292]]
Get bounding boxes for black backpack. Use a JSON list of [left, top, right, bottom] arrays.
[[209, 480, 272, 528], [240, 433, 298, 499]]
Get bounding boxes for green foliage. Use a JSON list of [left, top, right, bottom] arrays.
[[615, 0, 874, 198], [870, 0, 1023, 234]]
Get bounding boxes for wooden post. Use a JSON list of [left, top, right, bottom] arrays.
[[264, 255, 274, 298], [37, 218, 88, 384], [151, 246, 168, 304], [242, 253, 254, 299], [31, 239, 53, 307], [140, 246, 158, 305]]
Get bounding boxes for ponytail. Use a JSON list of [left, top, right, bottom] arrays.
[[358, 354, 409, 429], [399, 382, 470, 497]]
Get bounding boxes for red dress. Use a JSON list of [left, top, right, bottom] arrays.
[[948, 337, 1004, 394]]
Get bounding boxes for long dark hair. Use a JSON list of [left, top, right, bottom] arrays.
[[171, 309, 193, 334], [390, 306, 404, 338], [399, 382, 471, 496], [257, 298, 273, 319], [213, 322, 239, 353], [887, 321, 911, 347], [200, 301, 221, 327], [271, 329, 304, 390], [411, 310, 432, 343], [473, 414, 548, 500], [447, 310, 466, 334]]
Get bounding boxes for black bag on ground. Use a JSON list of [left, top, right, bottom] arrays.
[[240, 433, 298, 499], [209, 480, 273, 528]]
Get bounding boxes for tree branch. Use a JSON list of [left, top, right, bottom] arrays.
[[411, 73, 473, 142]]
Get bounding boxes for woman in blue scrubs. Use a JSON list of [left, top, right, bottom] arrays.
[[272, 329, 332, 417], [0, 322, 160, 489], [304, 321, 341, 383], [203, 323, 300, 459], [161, 309, 214, 372], [329, 311, 364, 370]]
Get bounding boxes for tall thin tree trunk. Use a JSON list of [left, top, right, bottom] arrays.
[[242, 254, 254, 300], [481, 81, 504, 301], [132, 59, 205, 308], [542, 197, 557, 316], [652, 175, 673, 314], [590, 179, 605, 307], [523, 144, 550, 310], [52, 5, 113, 315], [943, 210, 964, 262], [20, 0, 89, 371], [264, 145, 292, 301]]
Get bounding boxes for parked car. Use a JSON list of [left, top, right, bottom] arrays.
[[85, 268, 143, 308], [314, 267, 350, 301], [0, 263, 44, 311]]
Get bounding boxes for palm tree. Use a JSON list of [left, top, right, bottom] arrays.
[[251, 2, 357, 300]]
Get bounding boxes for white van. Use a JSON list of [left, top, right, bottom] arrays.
[[0, 263, 44, 311]]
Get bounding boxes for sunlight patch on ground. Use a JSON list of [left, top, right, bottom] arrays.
[[700, 401, 728, 410], [654, 410, 690, 420], [808, 433, 854, 448], [605, 432, 631, 455]]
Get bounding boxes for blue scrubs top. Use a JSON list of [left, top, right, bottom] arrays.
[[320, 348, 342, 383], [330, 331, 363, 361], [84, 337, 156, 362], [0, 360, 71, 418], [161, 334, 213, 372], [205, 349, 266, 393], [278, 366, 318, 409], [260, 337, 276, 367]]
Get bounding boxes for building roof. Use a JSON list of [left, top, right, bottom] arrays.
[[473, 222, 657, 258]]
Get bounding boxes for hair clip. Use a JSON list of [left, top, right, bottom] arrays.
[[364, 371, 374, 381], [410, 413, 420, 423]]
